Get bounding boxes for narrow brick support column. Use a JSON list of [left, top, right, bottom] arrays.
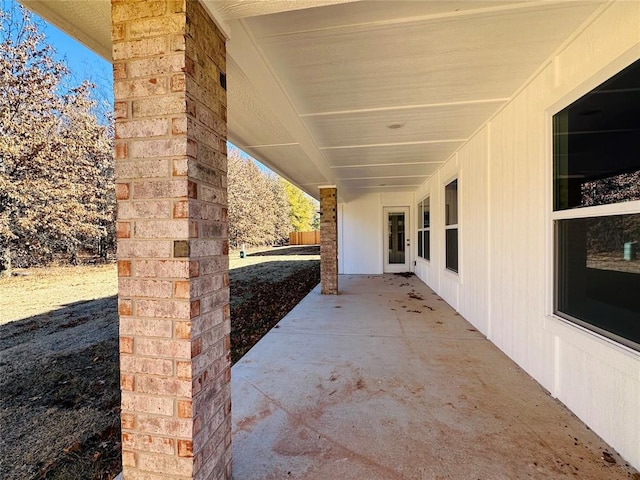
[[112, 1, 231, 479], [319, 187, 338, 294]]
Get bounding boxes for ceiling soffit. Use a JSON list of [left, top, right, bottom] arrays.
[[21, 0, 112, 60], [232, 1, 602, 197]]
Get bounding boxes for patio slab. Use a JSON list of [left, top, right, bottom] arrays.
[[231, 274, 638, 480]]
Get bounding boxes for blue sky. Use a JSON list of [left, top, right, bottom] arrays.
[[11, 0, 274, 173]]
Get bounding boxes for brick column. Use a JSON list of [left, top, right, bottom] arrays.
[[112, 1, 231, 479], [320, 187, 338, 294]]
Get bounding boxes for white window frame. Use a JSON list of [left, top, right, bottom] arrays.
[[444, 178, 459, 274], [417, 196, 430, 261], [548, 58, 640, 352]]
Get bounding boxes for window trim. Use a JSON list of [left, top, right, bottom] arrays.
[[417, 195, 430, 262], [552, 200, 640, 221], [444, 177, 459, 274]]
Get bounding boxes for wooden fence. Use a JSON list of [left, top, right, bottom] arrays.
[[289, 231, 320, 245]]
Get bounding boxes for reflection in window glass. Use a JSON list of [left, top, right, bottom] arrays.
[[424, 230, 430, 262], [423, 197, 430, 228], [445, 180, 458, 225], [554, 58, 640, 211], [556, 214, 640, 349], [446, 229, 458, 273]]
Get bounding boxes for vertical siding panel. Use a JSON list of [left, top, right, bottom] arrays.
[[339, 193, 382, 274], [458, 129, 489, 335], [556, 3, 640, 103], [488, 100, 515, 359]]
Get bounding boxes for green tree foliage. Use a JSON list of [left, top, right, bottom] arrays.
[[227, 148, 292, 248], [0, 4, 114, 275], [283, 179, 318, 232]]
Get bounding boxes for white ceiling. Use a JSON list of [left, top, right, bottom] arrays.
[[21, 0, 605, 200], [21, 0, 113, 60]]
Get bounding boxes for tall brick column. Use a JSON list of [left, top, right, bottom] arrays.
[[112, 1, 231, 479], [320, 187, 338, 294]]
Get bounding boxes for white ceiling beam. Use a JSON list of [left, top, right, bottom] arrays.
[[320, 139, 468, 150], [331, 161, 444, 169], [350, 185, 421, 189], [300, 98, 509, 118], [210, 0, 363, 20], [341, 175, 429, 180], [241, 142, 299, 148]]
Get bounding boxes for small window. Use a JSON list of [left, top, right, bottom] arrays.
[[445, 180, 458, 272], [553, 57, 640, 350], [417, 197, 430, 261]]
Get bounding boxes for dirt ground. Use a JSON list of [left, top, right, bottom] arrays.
[[0, 245, 320, 479]]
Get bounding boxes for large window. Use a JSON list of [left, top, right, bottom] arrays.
[[417, 197, 430, 260], [553, 58, 640, 350], [445, 179, 458, 273]]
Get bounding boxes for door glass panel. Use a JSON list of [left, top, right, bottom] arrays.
[[388, 212, 405, 264]]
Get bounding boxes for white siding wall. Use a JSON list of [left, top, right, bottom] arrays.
[[339, 192, 414, 274], [413, 2, 640, 469]]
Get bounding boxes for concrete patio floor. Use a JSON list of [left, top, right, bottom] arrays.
[[231, 274, 638, 480]]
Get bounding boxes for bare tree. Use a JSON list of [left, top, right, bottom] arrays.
[[227, 148, 293, 248], [0, 4, 114, 275]]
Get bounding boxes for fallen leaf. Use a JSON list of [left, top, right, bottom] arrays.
[[602, 451, 616, 464], [63, 442, 82, 454]]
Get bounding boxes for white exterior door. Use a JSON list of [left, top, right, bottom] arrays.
[[383, 207, 410, 273]]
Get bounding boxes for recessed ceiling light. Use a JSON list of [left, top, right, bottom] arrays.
[[387, 123, 404, 129]]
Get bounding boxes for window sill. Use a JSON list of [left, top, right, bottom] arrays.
[[443, 267, 461, 283], [544, 314, 640, 374]]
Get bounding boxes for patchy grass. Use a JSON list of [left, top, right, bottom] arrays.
[[0, 292, 120, 480], [0, 265, 118, 326], [0, 245, 320, 479]]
